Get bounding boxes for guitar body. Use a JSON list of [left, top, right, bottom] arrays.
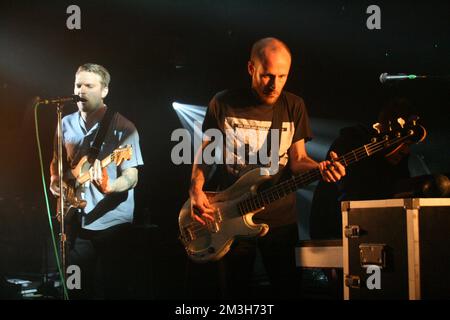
[[56, 178, 86, 223], [71, 155, 92, 184], [179, 168, 273, 263]]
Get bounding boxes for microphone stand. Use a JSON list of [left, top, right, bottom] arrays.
[[56, 102, 68, 300]]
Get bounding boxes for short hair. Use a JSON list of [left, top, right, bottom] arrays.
[[250, 37, 292, 63], [76, 63, 111, 88]]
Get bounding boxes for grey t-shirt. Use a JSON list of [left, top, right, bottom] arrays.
[[53, 108, 144, 230]]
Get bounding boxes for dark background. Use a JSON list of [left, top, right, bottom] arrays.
[[0, 0, 449, 298]]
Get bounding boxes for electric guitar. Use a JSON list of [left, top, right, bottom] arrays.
[[57, 145, 133, 222], [178, 117, 426, 263]]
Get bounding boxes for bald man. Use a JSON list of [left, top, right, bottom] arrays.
[[188, 38, 345, 299]]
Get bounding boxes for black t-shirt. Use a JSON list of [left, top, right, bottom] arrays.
[[202, 88, 312, 227]]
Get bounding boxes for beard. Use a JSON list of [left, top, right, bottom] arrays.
[[259, 90, 280, 105]]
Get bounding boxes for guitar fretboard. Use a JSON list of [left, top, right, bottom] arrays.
[[238, 133, 411, 214]]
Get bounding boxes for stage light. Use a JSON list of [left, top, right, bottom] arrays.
[[172, 101, 208, 145]]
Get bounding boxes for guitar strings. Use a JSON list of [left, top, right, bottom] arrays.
[[183, 132, 416, 234], [245, 133, 413, 211], [184, 134, 410, 234]]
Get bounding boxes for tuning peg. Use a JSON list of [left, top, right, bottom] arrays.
[[409, 115, 420, 126], [372, 122, 382, 134], [397, 117, 406, 128], [387, 120, 393, 132]]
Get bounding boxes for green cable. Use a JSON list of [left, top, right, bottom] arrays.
[[34, 102, 69, 300]]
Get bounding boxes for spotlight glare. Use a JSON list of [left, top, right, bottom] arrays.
[[172, 102, 181, 110], [172, 101, 208, 145]]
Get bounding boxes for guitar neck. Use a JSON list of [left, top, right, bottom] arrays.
[[240, 134, 410, 212], [77, 154, 114, 185]]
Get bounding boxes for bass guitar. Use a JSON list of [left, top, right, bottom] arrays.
[[178, 117, 426, 263]]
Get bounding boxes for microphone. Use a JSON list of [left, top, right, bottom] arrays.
[[379, 73, 426, 83], [38, 95, 87, 105]]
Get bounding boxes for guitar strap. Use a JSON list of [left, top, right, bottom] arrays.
[[87, 107, 117, 163], [61, 107, 116, 235], [265, 94, 285, 167], [213, 94, 286, 190]]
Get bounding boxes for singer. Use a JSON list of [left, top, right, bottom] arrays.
[[49, 63, 144, 299]]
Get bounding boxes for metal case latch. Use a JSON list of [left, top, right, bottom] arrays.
[[344, 275, 361, 289], [344, 225, 360, 238], [359, 243, 387, 268]]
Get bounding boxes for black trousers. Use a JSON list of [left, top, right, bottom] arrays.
[[68, 223, 134, 300], [185, 223, 302, 299], [219, 223, 301, 299]]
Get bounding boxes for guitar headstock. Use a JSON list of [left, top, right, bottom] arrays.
[[112, 145, 133, 166], [370, 116, 427, 146]]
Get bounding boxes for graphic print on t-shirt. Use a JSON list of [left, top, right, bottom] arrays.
[[224, 116, 295, 177]]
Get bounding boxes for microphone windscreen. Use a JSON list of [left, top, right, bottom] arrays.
[[379, 73, 388, 83]]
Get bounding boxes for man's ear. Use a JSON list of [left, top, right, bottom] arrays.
[[247, 61, 255, 76], [101, 86, 109, 99]]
